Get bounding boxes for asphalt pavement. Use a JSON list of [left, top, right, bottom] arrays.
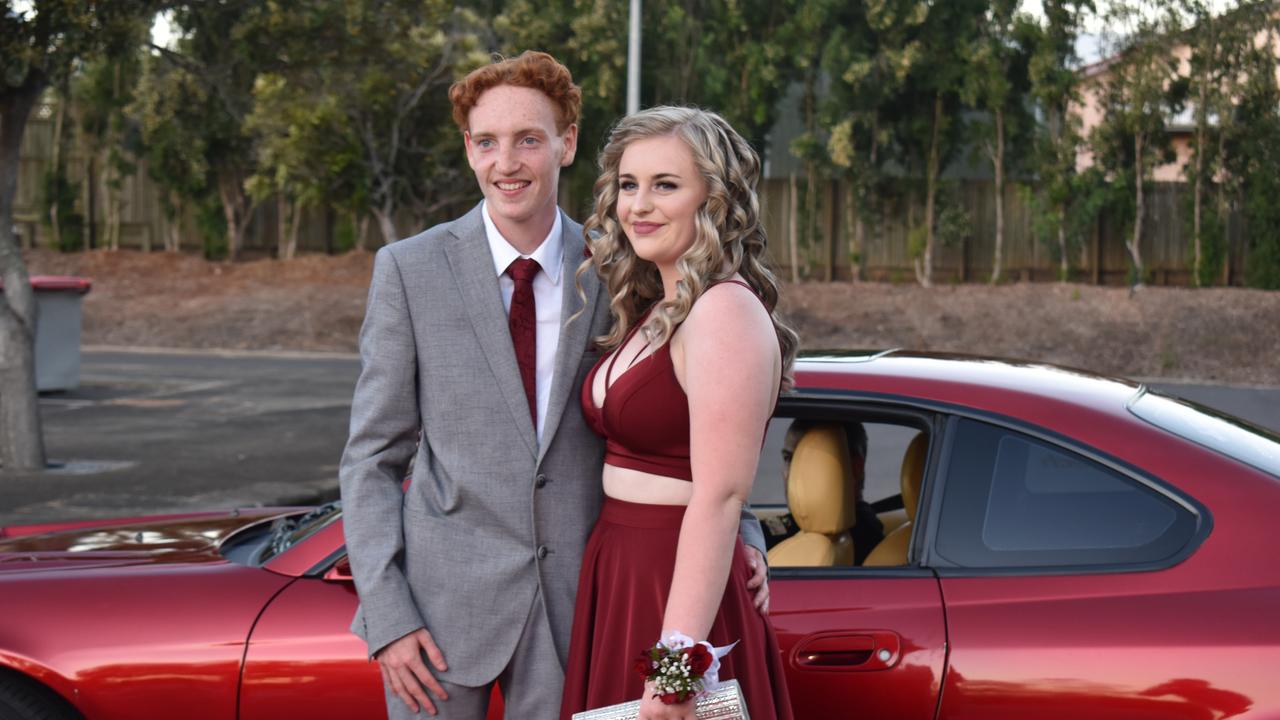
[[2, 348, 358, 527], [1, 348, 1277, 528]]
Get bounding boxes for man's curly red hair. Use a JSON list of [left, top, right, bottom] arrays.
[[449, 51, 582, 133]]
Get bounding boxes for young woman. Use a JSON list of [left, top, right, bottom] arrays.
[[560, 107, 797, 720]]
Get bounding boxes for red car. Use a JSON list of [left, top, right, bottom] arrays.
[[2, 352, 1278, 720]]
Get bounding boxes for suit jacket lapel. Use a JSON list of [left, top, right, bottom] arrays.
[[538, 213, 600, 465], [443, 204, 538, 458]]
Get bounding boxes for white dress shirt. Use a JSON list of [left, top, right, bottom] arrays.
[[483, 201, 564, 442]]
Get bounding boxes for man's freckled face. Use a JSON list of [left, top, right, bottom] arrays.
[[464, 85, 578, 236]]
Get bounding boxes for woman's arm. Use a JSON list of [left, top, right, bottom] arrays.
[[662, 282, 781, 642]]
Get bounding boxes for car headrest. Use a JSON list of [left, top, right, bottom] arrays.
[[901, 433, 927, 522], [788, 424, 856, 535]]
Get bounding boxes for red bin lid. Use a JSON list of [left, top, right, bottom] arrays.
[[19, 275, 93, 294]]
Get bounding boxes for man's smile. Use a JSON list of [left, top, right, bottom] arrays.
[[496, 180, 531, 192]]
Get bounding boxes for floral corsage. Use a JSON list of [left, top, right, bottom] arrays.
[[633, 632, 736, 705]]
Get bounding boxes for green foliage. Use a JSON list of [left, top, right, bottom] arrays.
[[494, 0, 797, 216], [1179, 184, 1227, 286], [1236, 57, 1280, 289], [133, 54, 214, 210], [332, 215, 358, 254], [244, 0, 486, 239], [38, 167, 84, 252], [74, 20, 148, 183], [194, 198, 228, 260]]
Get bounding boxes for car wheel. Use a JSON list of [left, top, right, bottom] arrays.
[[0, 673, 81, 720]]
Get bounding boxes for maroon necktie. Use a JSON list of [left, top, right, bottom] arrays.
[[506, 258, 540, 425]]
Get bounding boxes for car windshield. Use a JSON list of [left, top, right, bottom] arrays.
[[256, 501, 343, 564], [1129, 389, 1280, 479]]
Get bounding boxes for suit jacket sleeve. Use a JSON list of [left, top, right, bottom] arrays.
[[738, 505, 767, 560], [340, 246, 426, 657]]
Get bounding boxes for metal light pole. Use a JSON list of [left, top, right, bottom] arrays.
[[626, 0, 641, 115]]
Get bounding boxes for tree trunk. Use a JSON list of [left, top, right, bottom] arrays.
[[276, 195, 290, 259], [287, 202, 302, 259], [1058, 219, 1069, 283], [852, 123, 877, 283], [164, 193, 183, 252], [0, 76, 50, 471], [846, 181, 862, 282], [104, 152, 121, 251], [991, 109, 1005, 284], [1128, 133, 1146, 285], [217, 171, 252, 261], [919, 92, 943, 289], [1192, 69, 1208, 288], [1217, 127, 1230, 286], [48, 91, 66, 250], [373, 202, 399, 246], [814, 169, 834, 281], [788, 173, 800, 283], [84, 154, 96, 250], [355, 213, 370, 252]]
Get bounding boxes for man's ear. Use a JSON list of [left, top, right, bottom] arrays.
[[560, 124, 579, 167], [463, 130, 478, 171]]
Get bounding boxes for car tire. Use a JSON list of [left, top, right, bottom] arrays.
[[0, 673, 81, 720]]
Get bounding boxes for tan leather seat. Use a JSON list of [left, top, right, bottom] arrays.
[[863, 433, 927, 567], [767, 424, 856, 567]]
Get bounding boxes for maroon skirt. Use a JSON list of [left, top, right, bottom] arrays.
[[559, 498, 793, 720]]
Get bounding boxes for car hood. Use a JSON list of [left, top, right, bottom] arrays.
[[0, 510, 286, 572]]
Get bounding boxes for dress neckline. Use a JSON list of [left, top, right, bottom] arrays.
[[590, 305, 667, 412]]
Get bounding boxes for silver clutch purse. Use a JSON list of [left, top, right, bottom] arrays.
[[571, 679, 750, 720]]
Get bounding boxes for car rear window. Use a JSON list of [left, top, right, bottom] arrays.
[[934, 418, 1199, 570], [1128, 390, 1280, 479]]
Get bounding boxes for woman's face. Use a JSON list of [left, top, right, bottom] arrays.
[[615, 135, 709, 268]]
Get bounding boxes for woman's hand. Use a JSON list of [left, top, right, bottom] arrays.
[[638, 680, 697, 720]]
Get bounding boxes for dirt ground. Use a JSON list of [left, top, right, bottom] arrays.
[[24, 248, 1280, 385]]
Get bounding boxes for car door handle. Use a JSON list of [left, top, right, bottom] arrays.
[[792, 631, 901, 672]]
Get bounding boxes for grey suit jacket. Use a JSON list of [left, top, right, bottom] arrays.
[[340, 203, 764, 687]]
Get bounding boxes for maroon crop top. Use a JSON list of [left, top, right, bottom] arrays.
[[580, 280, 771, 482]]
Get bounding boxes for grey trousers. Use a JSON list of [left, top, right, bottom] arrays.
[[383, 589, 564, 720]]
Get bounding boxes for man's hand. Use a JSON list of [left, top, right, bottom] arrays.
[[744, 546, 769, 615], [376, 628, 449, 715]]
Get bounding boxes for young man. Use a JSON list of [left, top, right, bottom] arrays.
[[339, 52, 768, 719]]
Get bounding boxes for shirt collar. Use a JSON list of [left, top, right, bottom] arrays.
[[482, 201, 563, 285]]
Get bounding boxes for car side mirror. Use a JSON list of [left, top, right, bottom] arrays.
[[324, 555, 354, 583]]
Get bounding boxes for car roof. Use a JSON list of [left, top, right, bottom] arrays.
[[792, 349, 1144, 422]]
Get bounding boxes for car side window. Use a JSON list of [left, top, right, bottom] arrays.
[[752, 412, 931, 569], [934, 418, 1199, 569]]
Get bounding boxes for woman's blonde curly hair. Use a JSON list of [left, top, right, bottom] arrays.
[[576, 106, 798, 391]]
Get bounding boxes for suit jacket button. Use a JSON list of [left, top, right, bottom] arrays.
[[537, 545, 549, 559], [535, 473, 548, 489]]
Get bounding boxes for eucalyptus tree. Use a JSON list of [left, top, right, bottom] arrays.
[[138, 0, 269, 260], [1228, 5, 1280, 288], [960, 0, 1037, 283], [893, 0, 987, 287], [1026, 0, 1095, 281], [73, 17, 150, 251], [1090, 0, 1187, 286], [822, 0, 927, 281], [245, 0, 485, 248], [0, 0, 160, 471]]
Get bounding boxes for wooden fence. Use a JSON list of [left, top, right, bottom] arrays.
[[14, 105, 1252, 285]]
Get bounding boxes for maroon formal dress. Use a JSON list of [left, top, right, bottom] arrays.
[[560, 287, 793, 720]]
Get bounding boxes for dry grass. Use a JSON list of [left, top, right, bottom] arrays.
[[25, 249, 1280, 385]]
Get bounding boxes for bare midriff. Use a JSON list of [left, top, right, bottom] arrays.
[[603, 464, 694, 505]]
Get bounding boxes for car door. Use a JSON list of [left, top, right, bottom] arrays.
[[760, 404, 948, 719], [924, 415, 1222, 719]]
